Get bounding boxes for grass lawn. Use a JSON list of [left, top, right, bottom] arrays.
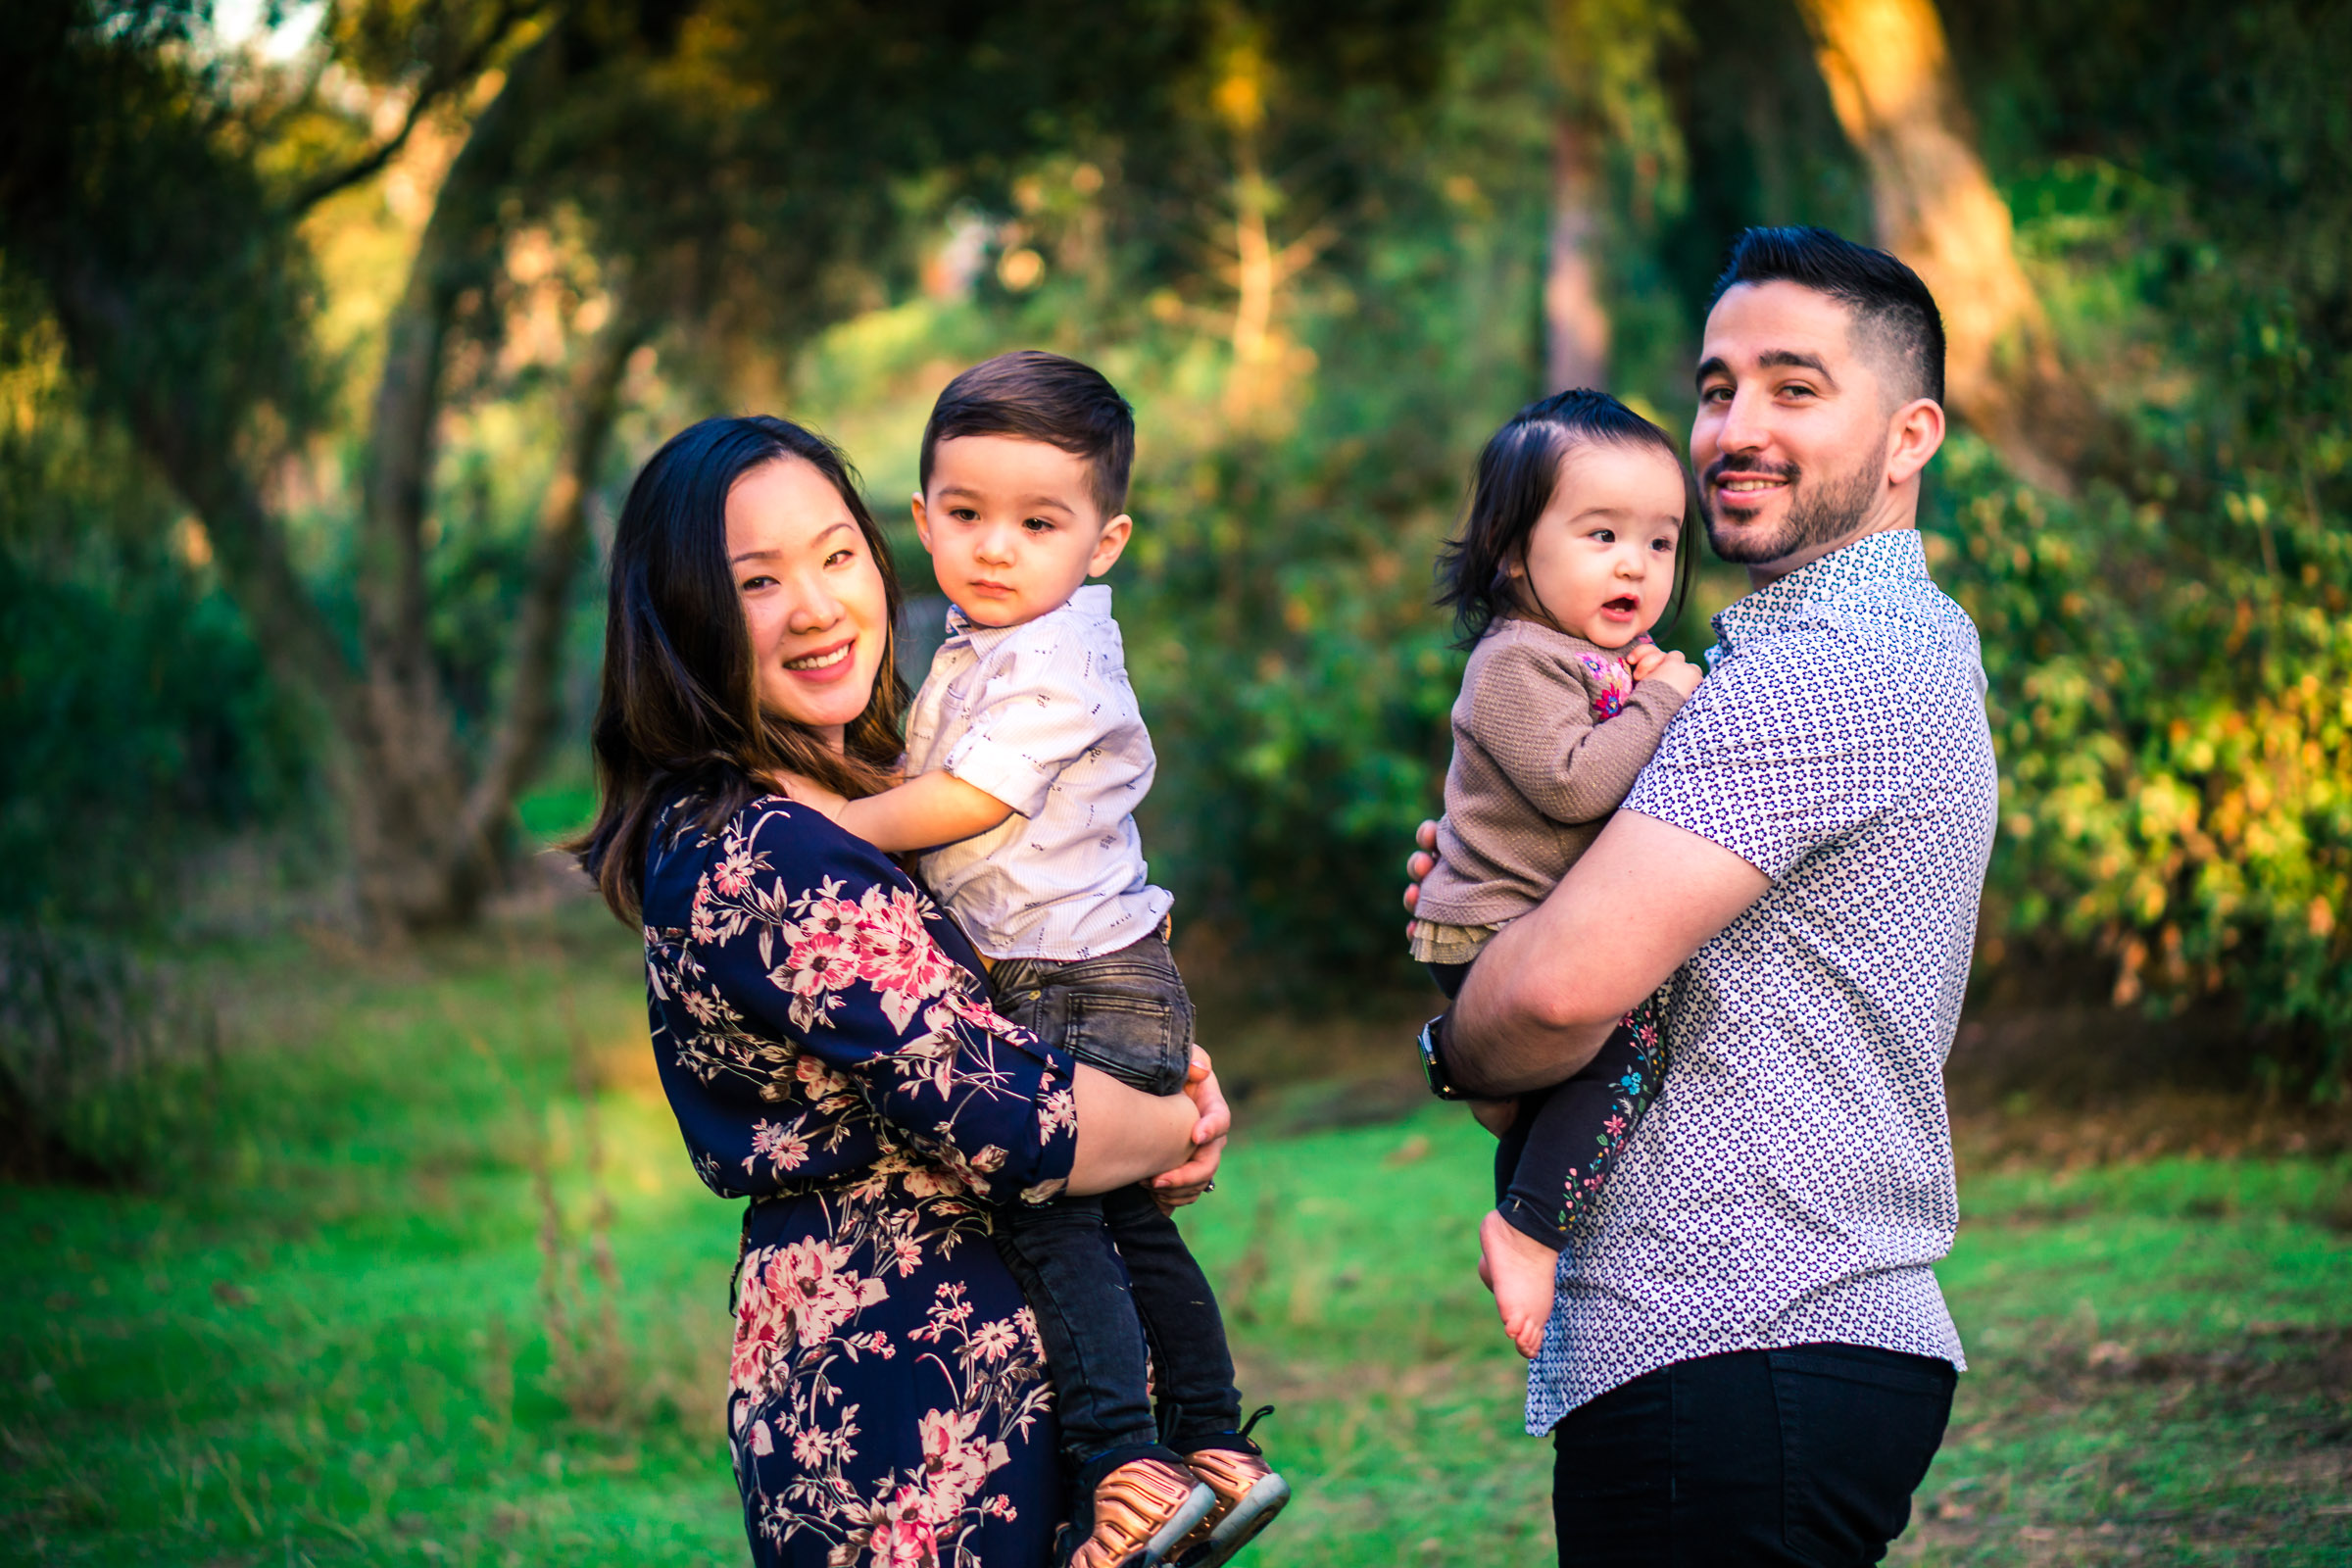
[[3, 908, 2346, 1566]]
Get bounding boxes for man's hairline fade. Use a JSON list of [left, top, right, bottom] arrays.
[[1706, 226, 1946, 412]]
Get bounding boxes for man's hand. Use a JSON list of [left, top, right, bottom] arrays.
[[1627, 643, 1702, 699], [1402, 818, 1440, 927], [1150, 1046, 1229, 1211]]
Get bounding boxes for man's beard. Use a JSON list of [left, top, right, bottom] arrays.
[[1703, 452, 1878, 566]]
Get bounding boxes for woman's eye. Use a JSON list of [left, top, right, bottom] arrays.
[[824, 549, 855, 568], [740, 574, 775, 592]]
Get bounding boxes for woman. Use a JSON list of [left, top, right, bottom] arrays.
[[574, 416, 1223, 1566]]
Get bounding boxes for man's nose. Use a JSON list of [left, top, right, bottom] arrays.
[[1717, 386, 1771, 452]]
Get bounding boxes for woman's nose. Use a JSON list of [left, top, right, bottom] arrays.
[[785, 580, 844, 635]]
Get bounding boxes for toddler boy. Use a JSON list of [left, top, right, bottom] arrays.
[[834, 351, 1286, 1568]]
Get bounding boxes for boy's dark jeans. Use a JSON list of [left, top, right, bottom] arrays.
[[1426, 960, 1666, 1251], [990, 933, 1243, 1469]]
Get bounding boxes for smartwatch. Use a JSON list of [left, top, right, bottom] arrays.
[[1417, 1013, 1466, 1102]]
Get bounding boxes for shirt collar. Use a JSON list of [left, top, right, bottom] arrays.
[[944, 583, 1113, 645], [1711, 527, 1928, 655]]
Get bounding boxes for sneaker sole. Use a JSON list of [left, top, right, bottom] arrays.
[[1135, 1482, 1220, 1566], [1171, 1474, 1291, 1568]]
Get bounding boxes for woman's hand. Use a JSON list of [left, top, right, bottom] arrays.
[[1150, 1047, 1231, 1212]]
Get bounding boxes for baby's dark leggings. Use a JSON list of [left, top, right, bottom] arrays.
[[1427, 962, 1667, 1251]]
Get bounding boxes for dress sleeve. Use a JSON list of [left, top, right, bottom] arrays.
[[681, 800, 1080, 1204], [939, 627, 1115, 818], [1469, 641, 1688, 824]]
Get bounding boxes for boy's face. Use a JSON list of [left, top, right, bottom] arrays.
[[914, 435, 1132, 629]]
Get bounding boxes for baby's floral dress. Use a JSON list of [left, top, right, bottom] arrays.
[[642, 796, 1081, 1568]]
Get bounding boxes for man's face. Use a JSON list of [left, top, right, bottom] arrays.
[[1690, 281, 1893, 576]]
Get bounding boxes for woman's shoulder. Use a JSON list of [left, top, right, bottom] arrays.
[[642, 790, 906, 929]]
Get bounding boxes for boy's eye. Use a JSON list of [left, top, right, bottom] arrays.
[[1022, 516, 1054, 533], [952, 508, 978, 522]]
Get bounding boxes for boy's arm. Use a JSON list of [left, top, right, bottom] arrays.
[[834, 770, 1014, 854], [1475, 644, 1693, 825]]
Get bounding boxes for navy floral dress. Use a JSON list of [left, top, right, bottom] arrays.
[[641, 795, 1080, 1567]]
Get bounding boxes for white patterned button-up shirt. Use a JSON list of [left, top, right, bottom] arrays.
[[906, 584, 1173, 961], [1525, 527, 1998, 1433]]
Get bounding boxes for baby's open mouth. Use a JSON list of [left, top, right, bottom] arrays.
[[1602, 595, 1641, 614]]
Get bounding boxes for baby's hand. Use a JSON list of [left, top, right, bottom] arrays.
[[1468, 1098, 1518, 1138], [1628, 645, 1701, 699]]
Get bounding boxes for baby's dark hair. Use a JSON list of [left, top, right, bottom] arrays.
[[1435, 388, 1698, 649], [919, 349, 1136, 517]]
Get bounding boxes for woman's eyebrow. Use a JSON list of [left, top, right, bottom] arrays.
[[729, 521, 855, 564]]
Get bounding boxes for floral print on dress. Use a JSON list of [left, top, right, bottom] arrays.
[[1578, 651, 1634, 722], [642, 797, 1077, 1566]]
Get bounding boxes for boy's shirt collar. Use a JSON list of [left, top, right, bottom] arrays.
[[943, 583, 1113, 646]]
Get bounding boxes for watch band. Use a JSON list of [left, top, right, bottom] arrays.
[[1418, 1013, 1466, 1102]]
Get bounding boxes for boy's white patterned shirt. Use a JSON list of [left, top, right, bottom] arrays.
[[1526, 527, 1999, 1433], [905, 584, 1173, 961]]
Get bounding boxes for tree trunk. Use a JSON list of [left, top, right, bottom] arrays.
[[1544, 115, 1611, 394], [1791, 0, 2093, 493]]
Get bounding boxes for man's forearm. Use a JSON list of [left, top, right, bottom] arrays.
[[1446, 914, 1618, 1096]]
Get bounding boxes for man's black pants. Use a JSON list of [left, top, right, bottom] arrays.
[[1550, 1344, 1954, 1566]]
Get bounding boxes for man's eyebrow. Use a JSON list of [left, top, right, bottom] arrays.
[[1694, 356, 1729, 387], [729, 521, 854, 564], [1694, 349, 1839, 388]]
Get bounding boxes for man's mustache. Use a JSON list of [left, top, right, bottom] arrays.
[[1704, 455, 1800, 487]]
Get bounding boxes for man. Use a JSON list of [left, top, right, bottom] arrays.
[[1408, 226, 1998, 1564]]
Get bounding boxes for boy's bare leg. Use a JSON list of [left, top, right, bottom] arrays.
[[1478, 1209, 1560, 1359]]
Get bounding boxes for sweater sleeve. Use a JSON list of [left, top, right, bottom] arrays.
[[1467, 640, 1690, 825]]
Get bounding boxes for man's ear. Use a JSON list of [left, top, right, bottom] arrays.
[[1884, 398, 1946, 489], [910, 491, 934, 553], [1087, 514, 1134, 576]]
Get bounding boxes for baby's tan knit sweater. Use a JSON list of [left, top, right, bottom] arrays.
[[1415, 617, 1690, 929]]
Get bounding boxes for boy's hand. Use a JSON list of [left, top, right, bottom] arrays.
[[1150, 1046, 1229, 1211], [784, 776, 849, 821], [1627, 644, 1701, 699]]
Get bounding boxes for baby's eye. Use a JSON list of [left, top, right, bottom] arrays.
[[1591, 527, 1616, 544], [1651, 536, 1678, 553]]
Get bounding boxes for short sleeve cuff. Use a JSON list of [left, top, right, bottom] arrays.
[[1623, 781, 1801, 880], [943, 733, 1055, 819]]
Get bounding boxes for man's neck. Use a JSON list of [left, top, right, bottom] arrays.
[[1743, 508, 1917, 591]]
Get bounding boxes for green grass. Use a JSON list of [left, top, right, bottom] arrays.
[[3, 914, 2347, 1566]]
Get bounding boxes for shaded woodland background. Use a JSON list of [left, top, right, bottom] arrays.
[[3, 0, 2349, 1148]]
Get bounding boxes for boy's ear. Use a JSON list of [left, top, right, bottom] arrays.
[[1087, 514, 1134, 577], [910, 491, 934, 552]]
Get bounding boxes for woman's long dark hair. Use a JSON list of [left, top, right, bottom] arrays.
[[570, 416, 907, 922], [1435, 388, 1700, 649]]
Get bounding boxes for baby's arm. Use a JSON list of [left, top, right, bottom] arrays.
[[1474, 642, 1699, 824], [835, 771, 1013, 854]]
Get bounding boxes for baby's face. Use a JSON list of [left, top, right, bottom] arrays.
[[915, 435, 1132, 629], [1513, 443, 1686, 651]]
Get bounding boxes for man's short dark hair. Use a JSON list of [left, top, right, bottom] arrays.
[[1708, 226, 1945, 407], [919, 350, 1136, 517]]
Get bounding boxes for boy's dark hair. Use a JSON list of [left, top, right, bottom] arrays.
[[1436, 388, 1699, 650], [919, 349, 1136, 517], [1709, 225, 1945, 407]]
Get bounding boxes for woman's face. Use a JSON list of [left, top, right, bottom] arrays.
[[724, 457, 890, 753]]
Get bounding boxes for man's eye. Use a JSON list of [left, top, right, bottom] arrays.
[[1780, 383, 1815, 400], [1700, 386, 1731, 404]]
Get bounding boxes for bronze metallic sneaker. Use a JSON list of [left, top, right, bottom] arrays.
[[1065, 1456, 1217, 1568], [1171, 1446, 1291, 1567]]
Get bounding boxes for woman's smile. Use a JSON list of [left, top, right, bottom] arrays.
[[782, 638, 858, 676]]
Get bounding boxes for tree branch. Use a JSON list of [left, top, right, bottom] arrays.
[[458, 286, 650, 858], [283, 0, 537, 216]]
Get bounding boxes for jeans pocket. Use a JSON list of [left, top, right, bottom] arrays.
[[1063, 991, 1190, 1095], [1771, 1348, 1954, 1565]]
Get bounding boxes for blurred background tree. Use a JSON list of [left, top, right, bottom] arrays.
[[2, 0, 2344, 1086]]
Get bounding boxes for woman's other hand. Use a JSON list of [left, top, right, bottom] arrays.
[[1150, 1046, 1231, 1212]]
